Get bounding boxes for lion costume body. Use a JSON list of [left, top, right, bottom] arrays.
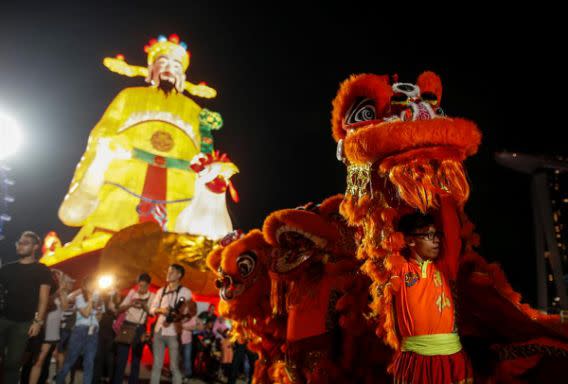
[[262, 195, 391, 383], [208, 197, 391, 383]]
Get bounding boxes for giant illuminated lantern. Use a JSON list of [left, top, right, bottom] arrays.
[[42, 35, 238, 291]]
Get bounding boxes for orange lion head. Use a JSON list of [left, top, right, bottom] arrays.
[[263, 195, 356, 279], [332, 71, 481, 212], [206, 229, 272, 318]]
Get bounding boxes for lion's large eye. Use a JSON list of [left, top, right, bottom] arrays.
[[237, 252, 257, 278], [345, 97, 376, 125]]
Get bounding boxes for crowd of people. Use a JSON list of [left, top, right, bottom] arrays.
[[0, 230, 257, 383]]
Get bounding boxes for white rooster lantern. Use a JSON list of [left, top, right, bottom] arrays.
[[175, 151, 239, 240]]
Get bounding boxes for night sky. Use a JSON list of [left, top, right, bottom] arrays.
[[0, 3, 565, 307]]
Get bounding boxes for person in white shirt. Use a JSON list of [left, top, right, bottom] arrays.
[[113, 273, 155, 384], [149, 264, 192, 384]]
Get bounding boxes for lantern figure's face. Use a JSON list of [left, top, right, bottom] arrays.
[[148, 54, 186, 92]]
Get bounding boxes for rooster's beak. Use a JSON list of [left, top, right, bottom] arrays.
[[218, 162, 239, 180]]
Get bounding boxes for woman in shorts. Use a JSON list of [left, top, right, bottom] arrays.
[[29, 270, 71, 384]]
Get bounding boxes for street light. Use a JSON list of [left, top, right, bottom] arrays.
[[0, 110, 21, 240], [0, 111, 22, 161]]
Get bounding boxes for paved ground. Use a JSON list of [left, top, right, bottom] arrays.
[[48, 361, 247, 383]]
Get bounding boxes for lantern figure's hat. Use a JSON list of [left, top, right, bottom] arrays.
[[103, 33, 216, 98], [145, 34, 190, 70]]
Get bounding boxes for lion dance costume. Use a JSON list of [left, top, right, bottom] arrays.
[[208, 196, 392, 383], [207, 229, 287, 383], [263, 195, 391, 383], [331, 71, 568, 382]]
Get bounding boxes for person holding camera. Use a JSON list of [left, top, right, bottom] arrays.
[[56, 275, 105, 384], [113, 273, 155, 384], [149, 264, 192, 384]]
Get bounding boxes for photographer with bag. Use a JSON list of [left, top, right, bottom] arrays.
[[112, 272, 155, 384], [149, 264, 192, 384]]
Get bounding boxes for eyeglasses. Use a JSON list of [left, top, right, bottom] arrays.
[[410, 231, 443, 241], [15, 240, 34, 246]]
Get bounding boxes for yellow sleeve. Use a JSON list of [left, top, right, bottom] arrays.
[[66, 89, 128, 189]]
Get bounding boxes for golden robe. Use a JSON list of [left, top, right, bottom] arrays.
[[59, 86, 203, 236]]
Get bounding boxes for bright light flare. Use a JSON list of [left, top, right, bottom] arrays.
[[0, 112, 22, 161], [98, 274, 114, 290]]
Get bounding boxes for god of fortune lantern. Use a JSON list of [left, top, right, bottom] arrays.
[[48, 34, 238, 264]]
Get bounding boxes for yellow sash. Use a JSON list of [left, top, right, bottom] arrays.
[[401, 333, 462, 356]]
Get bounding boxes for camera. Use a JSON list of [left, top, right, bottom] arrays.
[[132, 297, 148, 308], [165, 297, 186, 323]]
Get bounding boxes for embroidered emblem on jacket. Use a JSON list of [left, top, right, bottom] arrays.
[[404, 272, 420, 287]]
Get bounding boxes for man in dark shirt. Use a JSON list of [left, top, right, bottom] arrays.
[[197, 304, 217, 326], [0, 231, 54, 384]]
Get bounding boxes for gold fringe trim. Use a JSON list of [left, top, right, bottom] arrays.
[[387, 159, 469, 212]]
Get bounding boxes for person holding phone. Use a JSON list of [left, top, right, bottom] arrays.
[[56, 275, 105, 384], [113, 273, 154, 384]]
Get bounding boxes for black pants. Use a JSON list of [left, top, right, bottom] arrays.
[[0, 317, 32, 384], [112, 324, 146, 384], [228, 342, 258, 384], [93, 333, 115, 383]]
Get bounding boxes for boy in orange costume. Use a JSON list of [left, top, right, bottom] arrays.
[[390, 212, 472, 383]]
